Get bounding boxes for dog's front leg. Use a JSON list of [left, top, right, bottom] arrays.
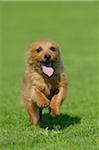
[[49, 86, 67, 117], [31, 87, 50, 108], [23, 87, 50, 125]]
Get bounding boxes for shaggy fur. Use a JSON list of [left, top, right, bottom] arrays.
[[21, 39, 67, 125]]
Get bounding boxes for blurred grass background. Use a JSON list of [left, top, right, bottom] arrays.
[[0, 1, 99, 150]]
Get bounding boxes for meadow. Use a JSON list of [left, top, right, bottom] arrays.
[[0, 2, 99, 150]]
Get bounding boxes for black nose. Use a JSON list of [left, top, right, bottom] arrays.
[[44, 54, 51, 61]]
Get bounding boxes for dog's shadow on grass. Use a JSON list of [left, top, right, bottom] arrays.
[[40, 113, 81, 130]]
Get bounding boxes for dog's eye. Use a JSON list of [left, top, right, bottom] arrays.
[[50, 46, 56, 52], [36, 47, 42, 52]]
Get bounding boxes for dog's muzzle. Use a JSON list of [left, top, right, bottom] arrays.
[[44, 54, 51, 62]]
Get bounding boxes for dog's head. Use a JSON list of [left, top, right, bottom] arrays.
[[26, 39, 60, 77]]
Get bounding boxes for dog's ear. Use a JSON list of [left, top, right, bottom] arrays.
[[27, 57, 33, 65], [25, 42, 36, 65], [25, 51, 33, 65]]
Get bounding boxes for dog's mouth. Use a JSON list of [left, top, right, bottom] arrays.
[[38, 61, 54, 77]]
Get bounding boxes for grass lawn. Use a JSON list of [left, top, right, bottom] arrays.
[[0, 1, 99, 150]]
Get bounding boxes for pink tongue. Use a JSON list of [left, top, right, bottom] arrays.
[[42, 66, 54, 77]]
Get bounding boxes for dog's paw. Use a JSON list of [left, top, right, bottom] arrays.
[[49, 106, 59, 117], [49, 100, 60, 117], [37, 99, 50, 108], [50, 109, 59, 117]]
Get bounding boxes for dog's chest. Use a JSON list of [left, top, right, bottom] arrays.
[[43, 75, 60, 97], [31, 73, 51, 95], [31, 72, 60, 97], [39, 78, 52, 96]]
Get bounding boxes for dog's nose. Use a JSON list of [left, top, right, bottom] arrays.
[[44, 54, 51, 61]]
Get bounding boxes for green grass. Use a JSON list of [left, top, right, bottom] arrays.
[[0, 1, 99, 150]]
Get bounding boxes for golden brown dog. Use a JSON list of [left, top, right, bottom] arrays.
[[21, 39, 67, 125]]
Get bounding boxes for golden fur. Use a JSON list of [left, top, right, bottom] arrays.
[[21, 39, 67, 125]]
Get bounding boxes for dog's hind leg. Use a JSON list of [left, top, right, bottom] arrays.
[[24, 99, 42, 125]]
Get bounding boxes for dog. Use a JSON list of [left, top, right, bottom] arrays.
[[21, 39, 67, 125]]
